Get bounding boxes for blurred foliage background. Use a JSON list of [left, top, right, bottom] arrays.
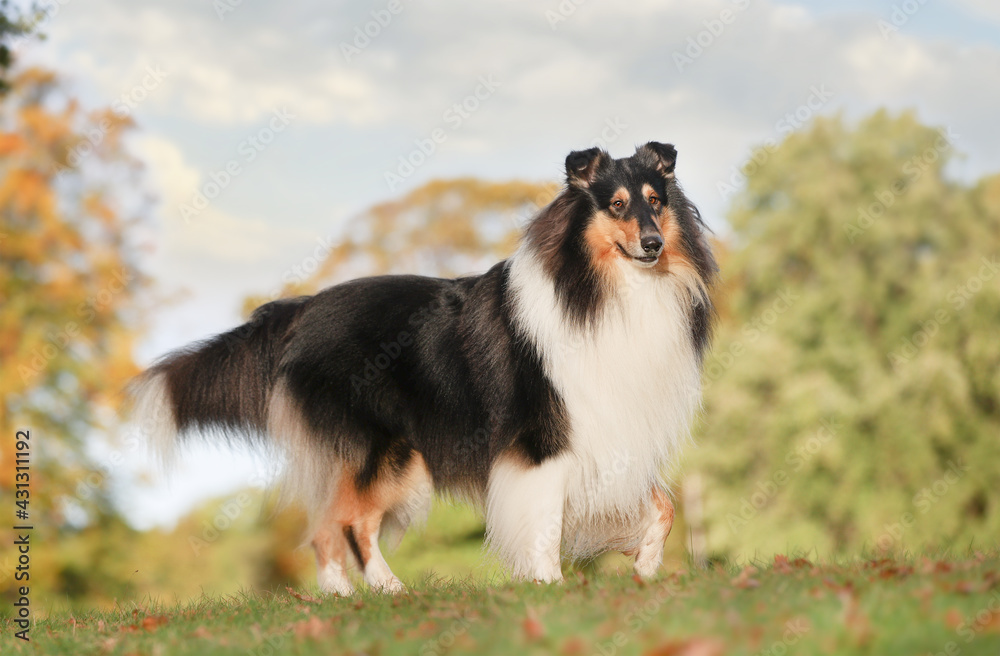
[[1, 4, 998, 615]]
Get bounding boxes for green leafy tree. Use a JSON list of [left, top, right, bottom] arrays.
[[690, 111, 1000, 559]]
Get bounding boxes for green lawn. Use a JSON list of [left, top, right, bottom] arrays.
[[7, 552, 999, 655]]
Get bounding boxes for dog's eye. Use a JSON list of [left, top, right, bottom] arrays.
[[612, 200, 624, 209], [649, 195, 660, 206]]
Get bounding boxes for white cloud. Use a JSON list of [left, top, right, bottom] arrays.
[[134, 134, 318, 264]]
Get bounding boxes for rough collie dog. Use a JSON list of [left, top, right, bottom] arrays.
[[131, 142, 716, 595]]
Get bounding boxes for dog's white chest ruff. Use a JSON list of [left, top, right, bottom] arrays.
[[507, 250, 702, 546]]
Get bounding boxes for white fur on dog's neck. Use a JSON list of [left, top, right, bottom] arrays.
[[502, 244, 703, 557]]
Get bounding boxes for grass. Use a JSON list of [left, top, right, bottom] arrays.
[[6, 551, 1000, 655]]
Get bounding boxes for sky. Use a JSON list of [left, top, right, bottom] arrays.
[[14, 0, 1000, 529]]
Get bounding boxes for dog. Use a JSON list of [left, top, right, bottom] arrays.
[[131, 142, 717, 594]]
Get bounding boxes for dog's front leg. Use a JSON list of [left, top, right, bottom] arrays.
[[486, 456, 567, 582], [631, 485, 675, 579]]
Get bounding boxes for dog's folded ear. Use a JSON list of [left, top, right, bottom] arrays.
[[637, 142, 677, 178], [565, 147, 609, 188]]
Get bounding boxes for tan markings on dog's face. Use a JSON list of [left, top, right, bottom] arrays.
[[609, 187, 630, 214], [585, 211, 639, 275], [641, 182, 666, 231], [641, 183, 657, 205], [653, 207, 696, 277]]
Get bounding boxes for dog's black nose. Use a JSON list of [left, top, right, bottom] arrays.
[[641, 235, 663, 255]]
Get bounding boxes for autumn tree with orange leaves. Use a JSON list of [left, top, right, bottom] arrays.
[[0, 63, 150, 528], [243, 177, 560, 315]]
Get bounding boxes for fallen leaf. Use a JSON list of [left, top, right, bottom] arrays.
[[141, 616, 168, 632], [285, 586, 322, 604], [877, 565, 913, 580], [732, 566, 760, 589], [524, 609, 545, 640], [293, 616, 330, 640], [644, 637, 726, 656], [944, 609, 964, 630], [954, 580, 979, 595], [192, 626, 212, 639]]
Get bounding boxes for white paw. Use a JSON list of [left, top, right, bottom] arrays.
[[369, 576, 406, 594], [633, 555, 662, 580], [318, 565, 354, 596]]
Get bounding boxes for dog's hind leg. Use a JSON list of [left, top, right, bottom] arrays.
[[330, 451, 433, 594], [311, 521, 356, 596], [629, 485, 675, 579], [343, 514, 403, 593]]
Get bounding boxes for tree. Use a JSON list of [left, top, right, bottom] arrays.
[[243, 177, 559, 313], [0, 1, 34, 95], [689, 111, 1000, 559], [0, 65, 150, 531]]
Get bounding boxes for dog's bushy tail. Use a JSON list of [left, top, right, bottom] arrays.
[[129, 297, 309, 466]]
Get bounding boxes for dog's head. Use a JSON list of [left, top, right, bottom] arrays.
[[564, 142, 687, 272], [525, 142, 717, 327]]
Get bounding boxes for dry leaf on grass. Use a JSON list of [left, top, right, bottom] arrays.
[[944, 608, 965, 630], [286, 586, 322, 604], [644, 637, 726, 656], [523, 609, 546, 640], [293, 616, 332, 640], [132, 615, 168, 632], [732, 566, 760, 589]]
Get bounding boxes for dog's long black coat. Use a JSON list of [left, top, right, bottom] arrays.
[[148, 144, 715, 503], [153, 263, 568, 495]]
